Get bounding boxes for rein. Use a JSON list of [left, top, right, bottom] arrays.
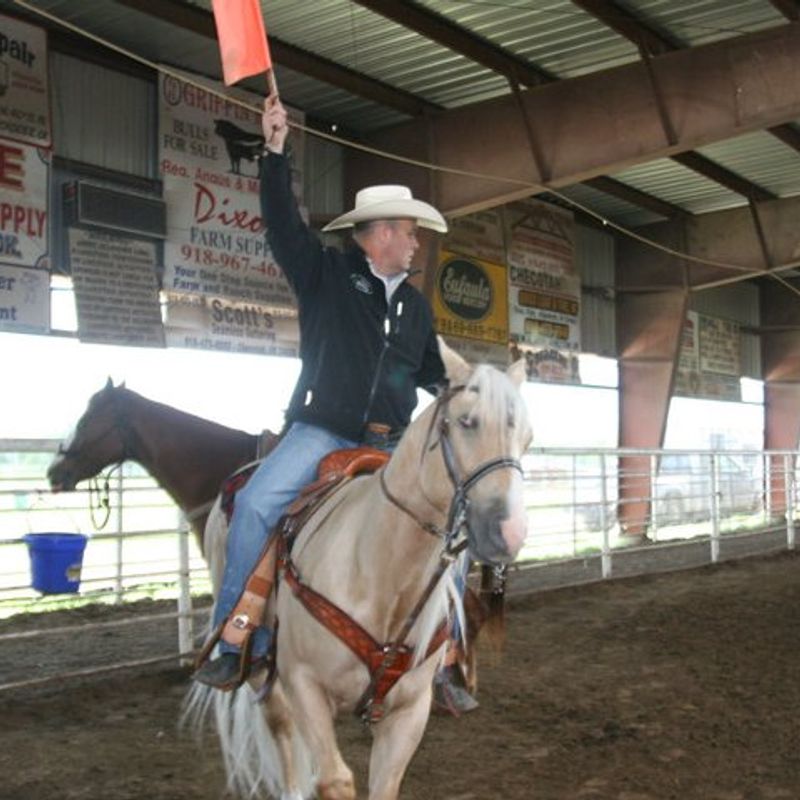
[[87, 466, 119, 530]]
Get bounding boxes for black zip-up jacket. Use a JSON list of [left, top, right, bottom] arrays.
[[260, 152, 446, 443]]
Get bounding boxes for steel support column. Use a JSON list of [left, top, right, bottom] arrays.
[[761, 280, 800, 515], [615, 221, 689, 540]]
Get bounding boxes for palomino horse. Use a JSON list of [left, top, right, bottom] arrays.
[[47, 379, 267, 543], [190, 346, 532, 799]]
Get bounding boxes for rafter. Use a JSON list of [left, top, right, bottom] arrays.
[[583, 177, 690, 220], [570, 0, 797, 194], [351, 0, 554, 86], [768, 123, 800, 154], [670, 153, 776, 202], [768, 0, 800, 21], [569, 0, 678, 54], [350, 23, 800, 216], [112, 0, 442, 118]]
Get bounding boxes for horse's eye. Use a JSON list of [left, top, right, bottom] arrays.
[[458, 414, 478, 430]]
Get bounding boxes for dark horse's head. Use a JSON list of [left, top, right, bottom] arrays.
[[48, 379, 131, 492]]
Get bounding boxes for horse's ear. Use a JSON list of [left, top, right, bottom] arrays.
[[507, 358, 527, 387], [437, 336, 471, 385], [104, 377, 114, 390]]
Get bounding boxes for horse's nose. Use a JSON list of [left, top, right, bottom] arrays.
[[500, 512, 527, 558]]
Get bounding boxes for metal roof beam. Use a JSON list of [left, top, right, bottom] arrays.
[[768, 0, 800, 21], [671, 152, 776, 202], [584, 177, 691, 220], [111, 0, 442, 117], [351, 0, 554, 86], [571, 1, 795, 196], [768, 123, 800, 153], [569, 0, 678, 54], [350, 23, 800, 216]]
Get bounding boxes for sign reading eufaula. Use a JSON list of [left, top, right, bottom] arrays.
[[0, 14, 51, 147], [69, 228, 164, 347], [0, 139, 49, 269], [506, 199, 580, 383], [675, 311, 741, 401], [164, 292, 299, 357], [0, 263, 48, 333], [159, 69, 303, 309], [433, 250, 508, 345]]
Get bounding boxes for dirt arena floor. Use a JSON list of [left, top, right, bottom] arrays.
[[2, 551, 800, 800]]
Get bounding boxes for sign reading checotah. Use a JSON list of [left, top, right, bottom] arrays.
[[506, 199, 580, 383]]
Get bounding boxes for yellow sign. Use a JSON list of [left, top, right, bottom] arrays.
[[433, 250, 508, 344]]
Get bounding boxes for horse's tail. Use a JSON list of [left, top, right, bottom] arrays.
[[182, 681, 315, 800], [203, 497, 228, 599]]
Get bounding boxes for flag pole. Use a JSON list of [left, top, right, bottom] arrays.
[[266, 67, 279, 99]]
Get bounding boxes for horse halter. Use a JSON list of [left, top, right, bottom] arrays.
[[381, 384, 524, 553], [56, 392, 135, 530], [57, 393, 135, 465]]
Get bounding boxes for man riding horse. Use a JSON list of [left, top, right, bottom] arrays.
[[194, 96, 476, 712]]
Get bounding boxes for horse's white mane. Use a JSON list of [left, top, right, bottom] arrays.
[[464, 364, 528, 435]]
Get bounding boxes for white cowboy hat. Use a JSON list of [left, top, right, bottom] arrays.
[[322, 185, 448, 233]]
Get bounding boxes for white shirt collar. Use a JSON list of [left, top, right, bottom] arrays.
[[367, 259, 407, 304]]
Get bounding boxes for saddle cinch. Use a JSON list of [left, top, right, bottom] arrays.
[[197, 446, 393, 692]]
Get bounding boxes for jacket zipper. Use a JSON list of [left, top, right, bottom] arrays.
[[361, 315, 391, 432]]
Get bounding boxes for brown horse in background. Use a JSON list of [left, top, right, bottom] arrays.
[[47, 379, 273, 544]]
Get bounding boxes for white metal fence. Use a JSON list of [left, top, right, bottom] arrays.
[[1, 438, 796, 692]]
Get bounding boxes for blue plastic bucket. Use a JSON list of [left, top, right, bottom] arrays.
[[23, 533, 88, 594]]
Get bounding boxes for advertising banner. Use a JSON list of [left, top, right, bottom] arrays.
[[442, 208, 506, 265], [158, 70, 303, 311], [69, 228, 164, 347], [0, 138, 49, 269], [506, 199, 580, 383], [0, 14, 51, 147], [0, 263, 48, 333], [433, 250, 508, 345], [164, 291, 299, 357], [675, 311, 741, 401]]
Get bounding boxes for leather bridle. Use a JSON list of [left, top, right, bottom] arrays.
[[380, 384, 523, 554]]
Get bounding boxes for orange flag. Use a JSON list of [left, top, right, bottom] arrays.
[[211, 0, 273, 86]]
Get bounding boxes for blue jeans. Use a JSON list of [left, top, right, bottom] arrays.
[[214, 422, 357, 657]]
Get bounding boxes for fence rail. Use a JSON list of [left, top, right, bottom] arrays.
[[1, 438, 797, 692]]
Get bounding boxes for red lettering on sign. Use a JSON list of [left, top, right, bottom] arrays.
[[0, 144, 24, 190], [193, 183, 264, 234]]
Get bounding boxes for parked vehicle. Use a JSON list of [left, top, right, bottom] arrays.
[[578, 452, 761, 531], [653, 453, 761, 525]]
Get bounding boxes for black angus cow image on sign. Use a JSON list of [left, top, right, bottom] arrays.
[[214, 119, 265, 175]]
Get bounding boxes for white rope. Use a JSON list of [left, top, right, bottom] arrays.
[[12, 0, 799, 290]]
